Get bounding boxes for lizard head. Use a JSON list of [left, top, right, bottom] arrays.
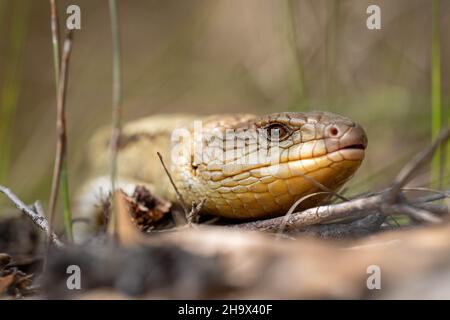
[[173, 111, 367, 218]]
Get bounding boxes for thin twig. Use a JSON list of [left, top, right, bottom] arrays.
[[157, 152, 189, 217], [0, 185, 63, 247], [402, 186, 447, 194], [47, 30, 73, 244], [49, 0, 73, 242], [278, 191, 330, 234], [188, 198, 206, 224], [351, 186, 449, 202], [49, 0, 60, 97], [297, 171, 349, 201], [388, 127, 450, 202], [108, 0, 123, 236], [414, 190, 449, 203], [390, 204, 442, 223], [32, 200, 45, 217], [413, 202, 449, 216]]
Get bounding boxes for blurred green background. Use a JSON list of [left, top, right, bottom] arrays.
[[0, 0, 449, 214]]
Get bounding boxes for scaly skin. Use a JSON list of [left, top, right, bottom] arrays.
[[79, 112, 367, 220]]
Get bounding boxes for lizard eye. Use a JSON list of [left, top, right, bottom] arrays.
[[265, 123, 290, 141]]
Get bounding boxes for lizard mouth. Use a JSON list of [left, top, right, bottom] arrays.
[[340, 144, 366, 150], [335, 144, 366, 161]]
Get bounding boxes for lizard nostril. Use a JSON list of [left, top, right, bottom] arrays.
[[329, 126, 339, 137]]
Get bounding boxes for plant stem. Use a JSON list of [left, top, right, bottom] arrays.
[[108, 0, 123, 236], [60, 157, 73, 241], [50, 0, 60, 98], [48, 31, 73, 244], [431, 0, 442, 188], [49, 0, 73, 242]]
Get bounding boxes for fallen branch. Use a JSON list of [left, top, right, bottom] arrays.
[[234, 187, 448, 232], [235, 193, 384, 232], [0, 185, 63, 247]]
